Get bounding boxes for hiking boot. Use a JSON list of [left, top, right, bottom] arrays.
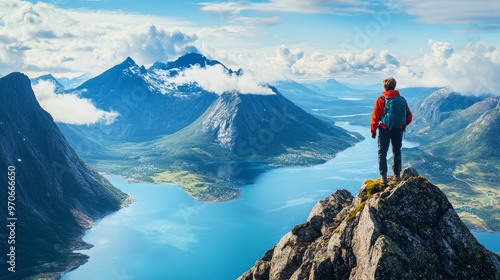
[[394, 174, 401, 181], [381, 176, 388, 185]]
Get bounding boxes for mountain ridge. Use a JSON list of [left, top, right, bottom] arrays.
[[239, 167, 500, 280], [410, 88, 486, 141], [70, 53, 217, 140], [0, 72, 128, 279], [31, 73, 65, 92]]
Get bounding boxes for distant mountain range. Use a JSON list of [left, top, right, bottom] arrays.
[[31, 74, 65, 92], [31, 73, 91, 92], [0, 73, 128, 279], [57, 73, 91, 89], [305, 78, 365, 96], [35, 53, 362, 201]]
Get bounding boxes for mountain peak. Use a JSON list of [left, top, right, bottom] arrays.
[[31, 73, 65, 92], [239, 167, 500, 280], [38, 73, 56, 80], [113, 56, 146, 76], [123, 56, 137, 66], [1, 72, 41, 111], [165, 52, 222, 70]]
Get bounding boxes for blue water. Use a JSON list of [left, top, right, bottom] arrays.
[[62, 123, 500, 280], [474, 232, 500, 253]]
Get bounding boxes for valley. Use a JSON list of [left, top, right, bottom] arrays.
[[406, 149, 500, 231]]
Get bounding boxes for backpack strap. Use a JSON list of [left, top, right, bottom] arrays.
[[381, 95, 388, 117]]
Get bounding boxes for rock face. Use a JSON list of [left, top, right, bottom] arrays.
[[0, 73, 128, 279], [239, 168, 500, 280]]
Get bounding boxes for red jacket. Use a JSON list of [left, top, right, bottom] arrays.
[[370, 89, 412, 133]]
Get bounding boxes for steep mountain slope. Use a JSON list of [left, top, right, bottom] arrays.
[[144, 89, 361, 200], [196, 89, 358, 157], [72, 55, 217, 140], [409, 88, 485, 142], [0, 73, 128, 279], [429, 104, 500, 161], [240, 168, 500, 280], [432, 96, 500, 139]]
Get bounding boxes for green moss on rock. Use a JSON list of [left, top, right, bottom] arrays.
[[292, 222, 310, 235], [346, 201, 366, 223], [361, 179, 385, 201]]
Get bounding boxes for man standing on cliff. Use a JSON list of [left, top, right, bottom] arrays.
[[371, 77, 412, 184]]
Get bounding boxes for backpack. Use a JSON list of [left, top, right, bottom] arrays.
[[380, 96, 407, 129]]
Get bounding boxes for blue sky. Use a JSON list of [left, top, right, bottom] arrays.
[[1, 0, 499, 93]]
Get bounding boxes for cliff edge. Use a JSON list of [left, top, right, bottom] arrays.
[[239, 167, 500, 280], [0, 73, 128, 279]]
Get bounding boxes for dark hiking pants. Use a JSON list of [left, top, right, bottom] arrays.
[[378, 126, 403, 177]]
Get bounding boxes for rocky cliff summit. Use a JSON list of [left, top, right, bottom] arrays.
[[239, 167, 500, 280]]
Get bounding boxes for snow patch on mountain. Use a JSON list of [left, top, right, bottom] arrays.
[[143, 69, 176, 94], [122, 65, 143, 77]]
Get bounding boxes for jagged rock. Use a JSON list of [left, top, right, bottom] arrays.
[[401, 166, 419, 178], [239, 167, 500, 280]]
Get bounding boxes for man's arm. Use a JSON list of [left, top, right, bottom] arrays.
[[405, 102, 412, 126], [370, 96, 384, 134]]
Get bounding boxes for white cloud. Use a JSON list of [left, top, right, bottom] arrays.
[[200, 0, 500, 26], [236, 16, 281, 26], [168, 64, 274, 95], [200, 45, 403, 86], [280, 47, 399, 78], [380, 50, 400, 66], [210, 42, 499, 96], [32, 80, 119, 125], [396, 41, 500, 95], [0, 0, 198, 76], [202, 40, 500, 95], [1, 0, 498, 96], [429, 40, 454, 59], [400, 0, 500, 25], [277, 45, 304, 67], [199, 0, 373, 17]]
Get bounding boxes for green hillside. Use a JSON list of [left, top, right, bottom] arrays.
[[405, 95, 500, 231]]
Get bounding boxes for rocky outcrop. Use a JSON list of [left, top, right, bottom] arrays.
[[239, 167, 500, 280]]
